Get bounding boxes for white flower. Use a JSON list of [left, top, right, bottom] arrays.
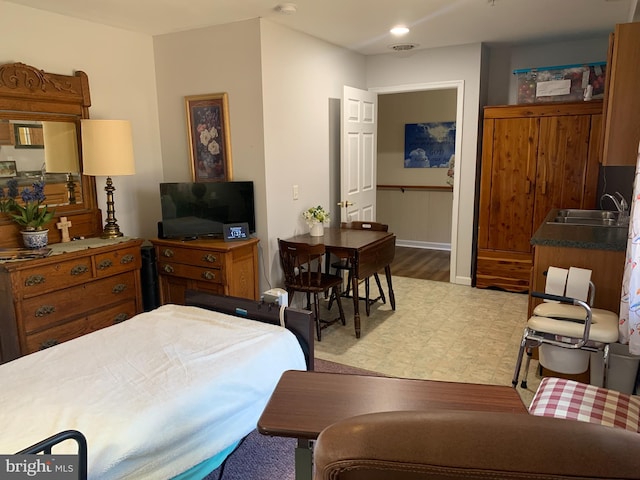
[[208, 140, 220, 155], [209, 126, 218, 139], [200, 129, 212, 146], [303, 205, 330, 224]]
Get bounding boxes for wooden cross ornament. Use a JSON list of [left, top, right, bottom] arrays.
[[56, 216, 72, 243]]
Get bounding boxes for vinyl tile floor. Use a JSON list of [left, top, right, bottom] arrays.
[[311, 276, 541, 407]]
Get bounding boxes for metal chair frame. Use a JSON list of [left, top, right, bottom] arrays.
[[512, 287, 613, 389]]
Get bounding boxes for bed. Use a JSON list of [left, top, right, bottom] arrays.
[[0, 291, 313, 479]]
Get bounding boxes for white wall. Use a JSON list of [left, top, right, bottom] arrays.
[[259, 19, 366, 288], [0, 1, 163, 240], [153, 18, 267, 275], [366, 44, 483, 285]]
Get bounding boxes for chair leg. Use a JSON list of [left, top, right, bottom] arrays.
[[365, 278, 371, 316], [602, 343, 611, 389], [312, 293, 322, 342], [374, 273, 386, 304], [333, 285, 346, 326], [512, 331, 527, 388], [344, 270, 353, 297], [520, 348, 533, 389]]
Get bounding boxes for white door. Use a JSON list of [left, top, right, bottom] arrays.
[[340, 86, 378, 222]]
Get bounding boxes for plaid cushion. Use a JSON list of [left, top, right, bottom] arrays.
[[529, 377, 640, 433]]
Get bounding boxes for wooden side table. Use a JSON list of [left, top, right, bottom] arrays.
[[258, 370, 527, 480]]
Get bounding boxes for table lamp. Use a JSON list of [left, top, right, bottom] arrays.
[[42, 121, 80, 204], [81, 119, 135, 238]]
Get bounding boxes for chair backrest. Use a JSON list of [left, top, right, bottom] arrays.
[[313, 410, 640, 480], [341, 221, 388, 232], [278, 239, 326, 289]]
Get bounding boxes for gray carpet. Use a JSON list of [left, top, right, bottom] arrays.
[[203, 359, 377, 480]]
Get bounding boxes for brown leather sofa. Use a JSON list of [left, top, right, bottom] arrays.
[[313, 410, 640, 479]]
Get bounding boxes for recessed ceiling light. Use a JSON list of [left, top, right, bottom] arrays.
[[390, 26, 410, 36]]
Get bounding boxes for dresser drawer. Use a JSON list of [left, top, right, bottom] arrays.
[[87, 299, 138, 331], [17, 257, 93, 298], [24, 316, 87, 354], [157, 261, 223, 284], [156, 246, 223, 268], [21, 272, 137, 334], [94, 245, 142, 278]]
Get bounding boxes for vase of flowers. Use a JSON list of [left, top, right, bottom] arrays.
[[0, 179, 55, 248], [303, 205, 330, 237]]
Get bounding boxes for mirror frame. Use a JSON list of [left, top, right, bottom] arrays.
[[0, 62, 101, 247]]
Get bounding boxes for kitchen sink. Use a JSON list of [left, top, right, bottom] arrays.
[[548, 209, 628, 227]]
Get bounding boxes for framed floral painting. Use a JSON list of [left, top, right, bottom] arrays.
[[185, 93, 233, 182]]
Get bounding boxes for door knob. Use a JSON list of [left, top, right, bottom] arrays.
[[337, 201, 355, 207]]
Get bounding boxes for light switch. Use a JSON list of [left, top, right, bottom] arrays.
[[293, 184, 299, 200]]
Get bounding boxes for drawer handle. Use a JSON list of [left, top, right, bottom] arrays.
[[203, 254, 217, 263], [162, 249, 175, 258], [113, 313, 129, 324], [71, 264, 89, 276], [202, 271, 216, 281], [98, 259, 113, 270], [163, 264, 174, 273], [35, 305, 56, 317], [120, 254, 135, 264], [40, 339, 59, 350], [112, 283, 127, 294], [25, 274, 46, 286]]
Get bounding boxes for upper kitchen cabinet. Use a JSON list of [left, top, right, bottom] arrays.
[[476, 102, 602, 292], [602, 22, 640, 166]]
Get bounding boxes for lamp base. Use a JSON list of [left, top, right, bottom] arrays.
[[100, 224, 124, 239], [100, 176, 124, 239]]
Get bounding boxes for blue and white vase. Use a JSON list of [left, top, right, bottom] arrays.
[[21, 229, 49, 249]]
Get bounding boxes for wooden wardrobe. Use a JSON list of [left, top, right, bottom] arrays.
[[475, 101, 602, 292]]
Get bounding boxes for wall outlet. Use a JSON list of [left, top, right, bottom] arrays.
[[292, 184, 299, 200]]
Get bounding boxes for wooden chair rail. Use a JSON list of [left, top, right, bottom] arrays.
[[377, 184, 453, 192]]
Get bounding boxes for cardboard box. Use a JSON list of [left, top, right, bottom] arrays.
[[514, 62, 606, 104]]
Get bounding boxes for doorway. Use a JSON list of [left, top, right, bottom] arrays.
[[371, 81, 464, 284]]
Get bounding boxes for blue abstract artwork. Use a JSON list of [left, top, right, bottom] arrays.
[[404, 122, 456, 168]]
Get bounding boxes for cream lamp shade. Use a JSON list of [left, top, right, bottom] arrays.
[[80, 119, 135, 176], [80, 119, 135, 238], [42, 121, 80, 173]]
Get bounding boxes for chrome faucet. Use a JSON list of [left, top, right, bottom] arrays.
[[601, 192, 628, 213], [601, 192, 629, 225]]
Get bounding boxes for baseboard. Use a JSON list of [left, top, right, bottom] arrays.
[[395, 240, 451, 251]]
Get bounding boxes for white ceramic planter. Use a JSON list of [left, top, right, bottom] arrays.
[[21, 229, 49, 249]]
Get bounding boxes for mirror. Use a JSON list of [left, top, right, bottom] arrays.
[[0, 120, 83, 207], [0, 61, 101, 247]]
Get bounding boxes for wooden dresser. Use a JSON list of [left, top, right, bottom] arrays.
[[0, 238, 143, 363], [151, 237, 259, 305]]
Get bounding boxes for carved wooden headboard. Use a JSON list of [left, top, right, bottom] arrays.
[[0, 62, 102, 247]]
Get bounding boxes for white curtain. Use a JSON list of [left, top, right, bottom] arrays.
[[619, 142, 640, 355]]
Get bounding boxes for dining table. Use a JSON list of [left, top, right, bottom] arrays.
[[283, 227, 396, 338]]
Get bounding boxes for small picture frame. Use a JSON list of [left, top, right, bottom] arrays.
[[0, 160, 17, 177], [185, 93, 233, 182], [223, 223, 249, 242]]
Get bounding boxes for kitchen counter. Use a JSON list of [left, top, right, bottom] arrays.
[[531, 209, 627, 251]]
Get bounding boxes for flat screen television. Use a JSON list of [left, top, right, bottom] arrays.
[[159, 181, 255, 239]]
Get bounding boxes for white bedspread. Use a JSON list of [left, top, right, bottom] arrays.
[[0, 304, 306, 479]]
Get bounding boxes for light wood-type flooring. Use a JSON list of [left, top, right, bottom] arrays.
[[391, 246, 450, 282]]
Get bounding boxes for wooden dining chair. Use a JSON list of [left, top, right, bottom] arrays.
[[330, 221, 388, 316], [278, 239, 346, 341]]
